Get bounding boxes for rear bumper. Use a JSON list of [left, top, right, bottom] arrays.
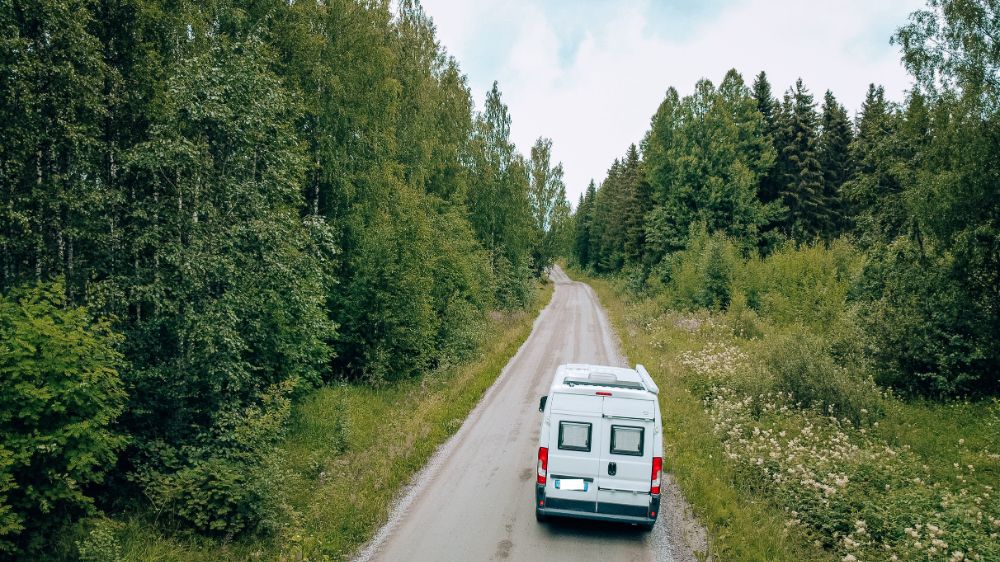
[[536, 484, 659, 525]]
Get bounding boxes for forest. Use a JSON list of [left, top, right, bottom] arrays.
[[0, 0, 570, 557], [573, 13, 998, 400], [569, 0, 999, 559]]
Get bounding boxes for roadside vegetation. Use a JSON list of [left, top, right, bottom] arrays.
[[570, 253, 998, 561], [568, 1, 1000, 560], [88, 281, 552, 561], [0, 0, 571, 558]]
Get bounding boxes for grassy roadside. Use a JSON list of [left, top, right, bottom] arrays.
[[565, 265, 832, 562], [567, 264, 1000, 562], [110, 280, 555, 561]]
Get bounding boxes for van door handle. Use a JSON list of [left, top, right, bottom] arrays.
[[608, 462, 616, 476]]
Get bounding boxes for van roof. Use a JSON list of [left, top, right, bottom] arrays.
[[549, 364, 658, 398]]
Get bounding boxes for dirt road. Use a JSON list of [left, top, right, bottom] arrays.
[[357, 266, 707, 562]]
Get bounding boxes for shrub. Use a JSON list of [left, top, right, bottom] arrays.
[[76, 517, 123, 562], [859, 237, 998, 397], [736, 239, 861, 332], [619, 264, 649, 297], [136, 381, 296, 537], [429, 206, 493, 367], [664, 228, 738, 311], [726, 292, 764, 340], [0, 281, 126, 555], [764, 332, 883, 424], [492, 253, 534, 310]]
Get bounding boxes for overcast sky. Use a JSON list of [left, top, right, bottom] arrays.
[[418, 0, 926, 205]]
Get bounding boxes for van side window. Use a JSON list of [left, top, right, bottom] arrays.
[[558, 421, 592, 452], [610, 425, 644, 456]]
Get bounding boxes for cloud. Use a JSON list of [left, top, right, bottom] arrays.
[[420, 0, 925, 204]]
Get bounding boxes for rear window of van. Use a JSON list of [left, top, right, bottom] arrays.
[[558, 421, 592, 452], [611, 425, 644, 456]]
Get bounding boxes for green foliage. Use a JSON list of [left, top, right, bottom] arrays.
[[527, 137, 572, 275], [428, 205, 494, 365], [0, 282, 126, 555], [656, 227, 738, 311], [737, 239, 861, 332], [76, 517, 124, 562], [726, 291, 763, 340], [774, 79, 828, 241], [571, 181, 596, 267], [574, 8, 997, 399], [337, 187, 437, 385], [859, 238, 996, 396], [762, 332, 884, 424], [102, 37, 337, 473], [3, 0, 546, 546], [843, 84, 909, 248], [137, 381, 296, 537], [818, 90, 854, 238], [107, 282, 552, 561], [848, 0, 1000, 397], [466, 82, 536, 304], [641, 71, 777, 256], [576, 266, 1000, 562], [0, 0, 110, 297]]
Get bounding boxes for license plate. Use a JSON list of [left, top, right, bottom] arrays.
[[555, 478, 587, 491]]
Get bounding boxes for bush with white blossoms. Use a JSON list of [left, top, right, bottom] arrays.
[[679, 341, 1000, 561]]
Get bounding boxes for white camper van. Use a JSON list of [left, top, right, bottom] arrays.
[[535, 364, 663, 530]]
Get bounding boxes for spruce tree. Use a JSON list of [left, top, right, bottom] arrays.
[[752, 71, 782, 206], [621, 145, 653, 266], [573, 181, 597, 268], [845, 84, 905, 247], [776, 79, 826, 241], [818, 90, 855, 239]]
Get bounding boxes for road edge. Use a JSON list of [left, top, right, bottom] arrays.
[[352, 274, 560, 561]]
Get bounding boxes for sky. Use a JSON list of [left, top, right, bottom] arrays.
[[418, 0, 926, 205]]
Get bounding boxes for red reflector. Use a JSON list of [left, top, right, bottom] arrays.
[[595, 391, 612, 396], [539, 500, 544, 506], [537, 447, 549, 485], [651, 511, 656, 517]]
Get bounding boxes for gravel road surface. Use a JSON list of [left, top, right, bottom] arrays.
[[357, 266, 708, 562]]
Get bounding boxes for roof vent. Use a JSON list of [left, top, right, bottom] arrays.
[[587, 371, 618, 384]]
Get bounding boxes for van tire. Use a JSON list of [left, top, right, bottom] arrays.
[[535, 509, 547, 523], [639, 521, 655, 532]]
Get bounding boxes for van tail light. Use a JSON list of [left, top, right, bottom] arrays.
[[595, 391, 612, 396], [537, 447, 549, 485], [650, 456, 662, 495]]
